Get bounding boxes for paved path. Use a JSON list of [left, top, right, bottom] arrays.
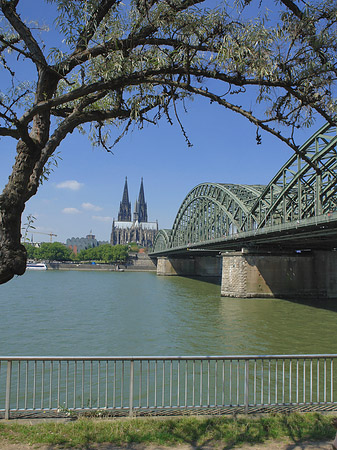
[[0, 441, 334, 449]]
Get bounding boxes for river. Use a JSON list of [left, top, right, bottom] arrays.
[[1, 270, 337, 356]]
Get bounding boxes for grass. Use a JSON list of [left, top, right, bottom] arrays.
[[0, 412, 336, 448]]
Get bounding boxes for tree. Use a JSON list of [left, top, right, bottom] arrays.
[[0, 0, 336, 284], [99, 244, 116, 263], [76, 244, 128, 262], [112, 244, 129, 262], [34, 242, 72, 261], [24, 243, 37, 260], [77, 246, 100, 261]]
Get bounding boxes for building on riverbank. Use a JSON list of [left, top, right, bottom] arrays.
[[66, 232, 108, 256], [110, 177, 158, 248]]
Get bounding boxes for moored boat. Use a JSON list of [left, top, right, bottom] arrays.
[[26, 262, 47, 270]]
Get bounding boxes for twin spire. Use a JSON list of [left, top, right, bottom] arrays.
[[118, 177, 148, 223], [118, 177, 131, 221]]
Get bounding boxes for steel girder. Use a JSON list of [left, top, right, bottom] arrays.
[[153, 229, 172, 252], [251, 122, 337, 228], [152, 122, 337, 254], [169, 183, 263, 248]]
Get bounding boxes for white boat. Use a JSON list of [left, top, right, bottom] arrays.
[[26, 262, 47, 270]]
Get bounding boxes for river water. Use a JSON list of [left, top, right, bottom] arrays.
[[1, 270, 337, 356]]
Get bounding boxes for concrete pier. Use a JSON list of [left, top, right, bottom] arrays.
[[157, 256, 221, 278], [221, 249, 337, 299], [156, 249, 337, 299]]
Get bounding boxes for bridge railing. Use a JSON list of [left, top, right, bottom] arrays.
[[1, 355, 336, 419]]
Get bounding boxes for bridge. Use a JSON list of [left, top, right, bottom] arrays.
[[150, 122, 337, 299]]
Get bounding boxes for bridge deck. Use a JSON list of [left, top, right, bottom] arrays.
[[151, 211, 337, 257]]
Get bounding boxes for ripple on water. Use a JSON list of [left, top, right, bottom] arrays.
[[0, 271, 336, 355]]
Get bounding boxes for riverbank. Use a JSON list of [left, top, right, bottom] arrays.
[[0, 413, 336, 449], [47, 262, 156, 272], [47, 254, 157, 272]]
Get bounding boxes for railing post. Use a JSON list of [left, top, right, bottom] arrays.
[[129, 360, 134, 417], [244, 360, 249, 414], [5, 360, 12, 420]]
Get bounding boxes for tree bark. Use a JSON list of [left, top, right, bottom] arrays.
[[0, 192, 26, 284], [0, 139, 43, 284]]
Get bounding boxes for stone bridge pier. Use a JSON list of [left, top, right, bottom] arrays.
[[222, 249, 337, 299], [156, 249, 337, 299], [156, 255, 222, 278]]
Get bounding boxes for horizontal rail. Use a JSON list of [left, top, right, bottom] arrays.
[[1, 355, 336, 419], [1, 354, 337, 361]]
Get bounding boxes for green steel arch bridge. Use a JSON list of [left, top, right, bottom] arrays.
[[151, 122, 337, 257]]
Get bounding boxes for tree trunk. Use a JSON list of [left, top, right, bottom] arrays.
[[0, 139, 43, 284], [0, 196, 26, 284]]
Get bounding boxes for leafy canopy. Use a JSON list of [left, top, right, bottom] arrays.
[[76, 244, 129, 262], [0, 0, 336, 159], [24, 242, 72, 261]]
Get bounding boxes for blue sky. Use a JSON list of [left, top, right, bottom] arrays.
[[0, 1, 322, 243]]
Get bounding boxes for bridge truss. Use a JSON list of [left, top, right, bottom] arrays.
[[153, 122, 337, 254]]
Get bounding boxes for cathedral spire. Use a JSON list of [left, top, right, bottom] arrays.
[[122, 177, 130, 204], [138, 177, 145, 204], [136, 177, 148, 222], [118, 177, 131, 221]]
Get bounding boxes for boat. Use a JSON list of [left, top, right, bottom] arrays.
[[26, 262, 47, 270]]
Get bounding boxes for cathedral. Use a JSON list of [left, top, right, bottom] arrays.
[[110, 178, 158, 248]]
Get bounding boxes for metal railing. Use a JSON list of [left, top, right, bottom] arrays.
[[1, 355, 337, 419]]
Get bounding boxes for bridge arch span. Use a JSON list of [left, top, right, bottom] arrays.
[[153, 229, 172, 252], [251, 122, 337, 228], [151, 123, 337, 299], [152, 122, 337, 255], [168, 183, 264, 249]]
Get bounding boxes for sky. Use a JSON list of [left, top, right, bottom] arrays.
[[0, 0, 324, 244]]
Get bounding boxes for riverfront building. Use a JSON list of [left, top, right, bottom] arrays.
[[66, 232, 108, 255], [110, 177, 158, 248]]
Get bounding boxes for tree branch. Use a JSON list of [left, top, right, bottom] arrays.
[[0, 34, 20, 52], [147, 78, 321, 171], [279, 0, 331, 67], [55, 0, 205, 76], [0, 126, 19, 138], [0, 0, 47, 69], [18, 66, 290, 126], [73, 0, 119, 54], [279, 0, 303, 19], [26, 98, 162, 197]]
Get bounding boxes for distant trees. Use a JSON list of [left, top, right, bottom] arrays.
[[77, 244, 129, 263], [25, 242, 72, 261], [24, 243, 37, 260], [25, 242, 129, 263]]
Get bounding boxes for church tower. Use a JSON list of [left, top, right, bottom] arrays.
[[111, 177, 157, 247], [118, 177, 131, 221], [134, 177, 148, 223]]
